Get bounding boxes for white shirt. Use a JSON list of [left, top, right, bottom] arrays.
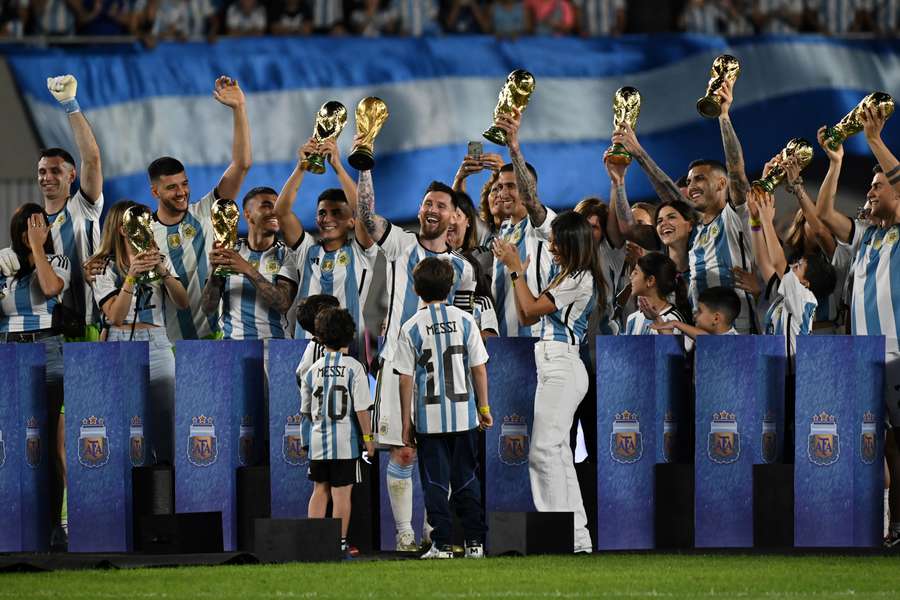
[[92, 255, 176, 328], [473, 294, 499, 334], [540, 267, 596, 345], [573, 0, 623, 35], [394, 304, 489, 435], [220, 239, 290, 340], [0, 255, 70, 333], [226, 3, 266, 31], [763, 270, 818, 358], [756, 0, 803, 33], [624, 304, 686, 336]]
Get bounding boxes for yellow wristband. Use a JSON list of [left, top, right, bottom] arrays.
[[125, 275, 137, 286], [363, 434, 374, 442], [478, 405, 490, 415], [748, 218, 762, 227]]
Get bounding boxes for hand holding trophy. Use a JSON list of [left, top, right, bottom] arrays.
[[821, 92, 894, 150], [484, 69, 535, 146], [751, 138, 814, 193], [211, 198, 240, 277], [696, 54, 740, 119], [606, 86, 641, 165], [349, 97, 389, 171], [122, 205, 162, 284], [301, 101, 348, 175]]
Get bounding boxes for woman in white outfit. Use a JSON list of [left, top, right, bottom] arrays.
[[493, 210, 604, 553]]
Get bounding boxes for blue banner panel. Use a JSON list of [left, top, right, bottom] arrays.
[[694, 336, 764, 548], [596, 336, 656, 550], [15, 344, 50, 552], [654, 336, 689, 464], [267, 339, 312, 519], [175, 340, 264, 551], [795, 336, 885, 547], [484, 337, 537, 516], [379, 451, 426, 551], [0, 346, 22, 551], [65, 342, 148, 552]]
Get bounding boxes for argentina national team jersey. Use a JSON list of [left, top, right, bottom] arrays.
[[624, 304, 685, 335], [540, 267, 596, 344], [300, 351, 372, 460], [377, 223, 477, 362], [48, 189, 103, 325], [278, 233, 377, 344], [91, 255, 176, 327], [492, 209, 556, 337], [688, 202, 756, 333], [220, 239, 290, 340], [847, 219, 900, 353], [0, 255, 70, 332], [152, 190, 219, 341], [394, 304, 489, 434], [763, 270, 818, 358]]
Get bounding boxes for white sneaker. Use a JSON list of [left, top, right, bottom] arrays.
[[574, 544, 593, 554], [420, 544, 453, 559], [396, 530, 418, 552], [464, 542, 484, 558]]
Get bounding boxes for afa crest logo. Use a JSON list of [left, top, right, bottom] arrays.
[[663, 411, 676, 463], [860, 411, 877, 465], [238, 415, 255, 466], [130, 415, 145, 467], [321, 258, 335, 273], [499, 414, 529, 466], [266, 259, 280, 274], [25, 417, 41, 468], [282, 414, 308, 467], [78, 416, 109, 468], [761, 411, 777, 464], [0, 429, 5, 468], [188, 415, 218, 467], [708, 411, 740, 464], [182, 223, 197, 240], [167, 233, 182, 249], [808, 411, 839, 466], [336, 251, 350, 267], [610, 410, 642, 464]]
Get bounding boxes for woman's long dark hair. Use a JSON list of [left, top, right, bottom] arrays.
[[10, 203, 54, 281], [636, 251, 692, 322], [547, 210, 607, 313], [454, 191, 481, 253]]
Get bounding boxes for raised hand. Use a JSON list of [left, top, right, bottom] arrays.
[[716, 78, 735, 117], [610, 121, 643, 156], [480, 152, 505, 172], [46, 74, 78, 104], [26, 213, 50, 251], [492, 238, 526, 273], [494, 107, 523, 151], [861, 103, 887, 142], [213, 76, 246, 109], [319, 138, 342, 169], [816, 125, 844, 163], [732, 266, 761, 298], [604, 146, 628, 185], [638, 296, 659, 321]]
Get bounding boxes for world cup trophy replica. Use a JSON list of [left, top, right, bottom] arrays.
[[822, 92, 895, 150], [606, 86, 641, 165], [211, 198, 240, 277], [696, 54, 740, 119], [751, 138, 814, 192], [348, 97, 389, 171], [483, 69, 536, 146], [122, 205, 161, 284], [301, 101, 348, 175]]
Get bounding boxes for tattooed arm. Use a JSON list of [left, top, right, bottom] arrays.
[[611, 123, 683, 206], [355, 169, 389, 248], [200, 275, 225, 315], [247, 272, 296, 314], [496, 108, 547, 226], [717, 79, 750, 207]]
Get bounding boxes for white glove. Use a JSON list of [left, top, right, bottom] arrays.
[[47, 75, 80, 113], [0, 247, 20, 277]]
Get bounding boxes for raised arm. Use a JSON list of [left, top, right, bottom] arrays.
[[495, 108, 547, 226], [611, 122, 683, 206], [781, 155, 836, 257], [212, 76, 252, 201], [716, 79, 750, 207], [319, 138, 358, 211], [746, 188, 778, 284], [861, 104, 900, 195], [354, 168, 389, 248], [274, 140, 314, 248], [815, 126, 853, 243], [47, 75, 103, 202], [604, 149, 657, 250]]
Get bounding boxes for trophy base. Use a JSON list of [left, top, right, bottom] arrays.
[[303, 154, 327, 175], [483, 126, 508, 146], [606, 143, 632, 166], [696, 96, 722, 119], [751, 179, 776, 194], [348, 146, 374, 171]]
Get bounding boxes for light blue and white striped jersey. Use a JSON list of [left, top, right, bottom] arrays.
[[146, 0, 215, 37], [763, 271, 818, 357], [0, 255, 70, 333], [91, 255, 176, 328], [847, 220, 900, 353], [48, 189, 103, 325], [492, 210, 556, 337], [573, 0, 623, 35], [540, 267, 597, 344], [682, 2, 723, 32], [756, 0, 804, 32], [377, 223, 477, 362], [688, 202, 757, 333], [220, 238, 290, 340], [278, 233, 377, 346], [624, 304, 685, 336], [37, 0, 76, 34], [831, 237, 855, 315], [300, 351, 372, 460], [296, 339, 326, 446], [807, 0, 866, 33], [473, 294, 499, 334], [389, 0, 440, 35], [152, 190, 219, 341], [225, 3, 266, 32], [597, 236, 626, 335], [394, 304, 489, 435], [310, 0, 343, 28]]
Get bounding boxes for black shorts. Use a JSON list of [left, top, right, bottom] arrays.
[[308, 459, 361, 487]]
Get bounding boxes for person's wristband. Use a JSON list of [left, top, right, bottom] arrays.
[[510, 271, 520, 282], [478, 405, 490, 415], [60, 98, 80, 114], [751, 225, 762, 232], [748, 218, 762, 228], [362, 434, 374, 442], [121, 286, 134, 295], [125, 275, 137, 286]]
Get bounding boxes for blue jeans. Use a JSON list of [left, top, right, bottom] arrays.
[[107, 327, 175, 464]]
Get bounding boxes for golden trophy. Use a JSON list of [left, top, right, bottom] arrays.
[[606, 86, 641, 165], [752, 138, 814, 193], [211, 198, 240, 277], [483, 69, 536, 146], [348, 97, 389, 171], [696, 54, 740, 119], [822, 92, 895, 150], [301, 101, 348, 175], [122, 204, 161, 284]]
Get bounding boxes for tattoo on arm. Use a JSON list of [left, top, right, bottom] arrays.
[[614, 184, 635, 226], [250, 273, 293, 313], [510, 147, 546, 225], [720, 117, 750, 205], [200, 276, 224, 315], [357, 170, 388, 240], [632, 149, 682, 205]]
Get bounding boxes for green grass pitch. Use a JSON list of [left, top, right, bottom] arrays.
[[3, 554, 900, 599]]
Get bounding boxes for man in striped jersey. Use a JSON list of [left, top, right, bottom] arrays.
[[201, 187, 290, 340], [0, 75, 104, 341], [752, 0, 803, 32], [489, 108, 556, 338], [355, 168, 476, 551], [149, 75, 252, 342]]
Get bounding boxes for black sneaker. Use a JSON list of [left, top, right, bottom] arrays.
[[50, 525, 68, 552]]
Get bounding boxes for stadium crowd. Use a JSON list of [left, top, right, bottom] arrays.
[[0, 67, 897, 557], [0, 0, 897, 40]]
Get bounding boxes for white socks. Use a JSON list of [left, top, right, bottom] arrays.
[[387, 460, 414, 534]]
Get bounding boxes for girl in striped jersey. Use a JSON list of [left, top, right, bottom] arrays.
[[0, 204, 70, 542], [493, 210, 604, 553], [87, 201, 190, 465], [624, 252, 689, 336]]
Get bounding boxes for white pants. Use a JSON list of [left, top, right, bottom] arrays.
[[529, 341, 591, 551]]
